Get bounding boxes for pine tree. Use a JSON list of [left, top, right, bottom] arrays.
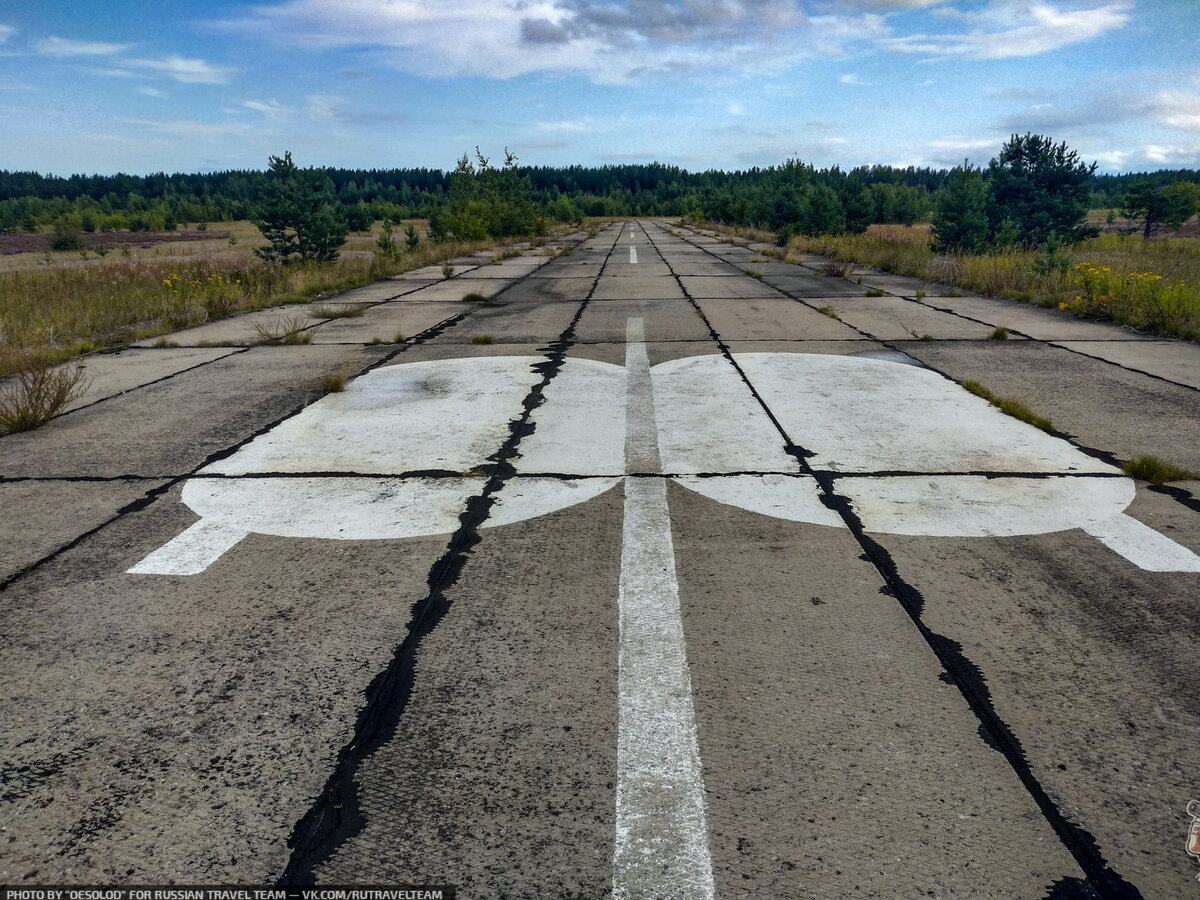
[[251, 152, 348, 263], [931, 163, 988, 253], [985, 134, 1096, 246]]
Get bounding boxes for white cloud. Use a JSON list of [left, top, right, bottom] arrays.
[[1143, 144, 1197, 165], [216, 0, 891, 84], [243, 98, 291, 120], [35, 35, 131, 56], [138, 86, 167, 98], [0, 24, 15, 43], [880, 1, 1131, 60], [840, 73, 864, 84], [124, 55, 236, 84], [122, 117, 257, 141]]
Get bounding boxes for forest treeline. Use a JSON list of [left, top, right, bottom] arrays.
[[1, 156, 1197, 237]]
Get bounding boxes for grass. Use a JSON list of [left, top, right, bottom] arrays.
[[864, 288, 886, 297], [319, 371, 347, 393], [0, 358, 90, 433], [470, 334, 494, 345], [744, 268, 764, 280], [461, 292, 488, 303], [820, 260, 853, 278], [762, 223, 1200, 341], [989, 326, 1011, 340], [441, 261, 456, 278], [0, 221, 559, 378], [309, 303, 368, 319], [960, 379, 1054, 432], [151, 337, 180, 348], [252, 314, 313, 345], [1121, 455, 1199, 484], [817, 305, 839, 319]]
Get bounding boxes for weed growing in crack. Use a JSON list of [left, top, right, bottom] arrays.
[[961, 379, 1053, 432], [253, 314, 313, 345], [471, 334, 494, 345], [865, 288, 886, 297], [461, 292, 488, 303], [441, 261, 456, 279], [309, 304, 368, 319], [1121, 455, 1199, 484], [817, 305, 839, 319], [152, 337, 181, 348], [744, 268, 764, 280], [989, 326, 1010, 340], [0, 358, 90, 433], [319, 371, 347, 393]]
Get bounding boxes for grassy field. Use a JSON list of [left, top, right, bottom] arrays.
[[696, 221, 1200, 342], [0, 221, 562, 377]]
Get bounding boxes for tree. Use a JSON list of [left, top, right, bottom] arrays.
[[251, 152, 348, 263], [931, 163, 988, 253], [1122, 180, 1199, 238], [985, 134, 1096, 245]]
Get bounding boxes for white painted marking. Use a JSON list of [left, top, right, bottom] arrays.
[[839, 475, 1135, 537], [130, 351, 1200, 575], [613, 318, 714, 900], [127, 519, 246, 575], [730, 353, 1117, 474], [1084, 514, 1200, 572], [629, 246, 638, 264]]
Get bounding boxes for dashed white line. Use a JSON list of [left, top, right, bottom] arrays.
[[629, 246, 638, 264], [613, 318, 715, 900]]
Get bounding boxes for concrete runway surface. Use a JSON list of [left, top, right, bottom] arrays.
[[2, 221, 1199, 898]]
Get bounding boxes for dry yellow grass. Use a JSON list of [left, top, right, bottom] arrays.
[[0, 220, 543, 376]]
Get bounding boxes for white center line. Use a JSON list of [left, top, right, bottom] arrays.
[[613, 318, 715, 900], [629, 246, 638, 264]]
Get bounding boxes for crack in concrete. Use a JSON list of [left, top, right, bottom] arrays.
[[646, 220, 1145, 900], [278, 222, 628, 885]]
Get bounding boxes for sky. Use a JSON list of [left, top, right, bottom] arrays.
[[0, 0, 1197, 176]]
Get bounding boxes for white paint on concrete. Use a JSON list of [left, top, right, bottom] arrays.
[[206, 357, 547, 476], [676, 474, 843, 528], [1084, 515, 1200, 572], [127, 518, 247, 576], [629, 247, 638, 265], [515, 358, 625, 475], [733, 352, 1118, 474], [613, 318, 714, 900], [653, 353, 798, 474], [129, 350, 1200, 575]]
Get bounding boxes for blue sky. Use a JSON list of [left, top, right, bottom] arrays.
[[1, 0, 1197, 176]]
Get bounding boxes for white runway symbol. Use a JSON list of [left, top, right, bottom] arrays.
[[130, 333, 1200, 576], [129, 318, 1200, 898]]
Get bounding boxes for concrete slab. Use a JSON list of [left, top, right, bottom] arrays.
[[1053, 339, 1200, 389], [762, 272, 872, 297], [399, 279, 517, 302], [678, 275, 783, 300], [830, 294, 1003, 340], [64, 347, 241, 411], [132, 305, 315, 347], [429, 300, 583, 345], [575, 299, 710, 343], [925, 294, 1156, 341], [309, 303, 458, 344], [697, 298, 863, 340], [897, 340, 1200, 471], [591, 276, 684, 301], [0, 345, 393, 479], [502, 276, 595, 304], [456, 263, 541, 280], [0, 478, 165, 583], [605, 261, 673, 277]]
